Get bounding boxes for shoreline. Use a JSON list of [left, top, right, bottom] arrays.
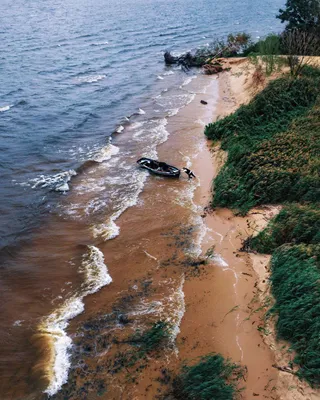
[[179, 61, 320, 400], [32, 59, 319, 400], [176, 64, 281, 399]]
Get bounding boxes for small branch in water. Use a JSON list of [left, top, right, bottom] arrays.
[[221, 305, 240, 323], [272, 364, 294, 375], [143, 251, 158, 261]]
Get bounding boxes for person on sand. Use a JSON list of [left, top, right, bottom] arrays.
[[183, 167, 196, 180]]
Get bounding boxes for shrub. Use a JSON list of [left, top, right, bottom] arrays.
[[172, 354, 244, 400], [205, 69, 320, 213], [270, 244, 320, 386], [129, 320, 171, 353], [249, 204, 320, 253]]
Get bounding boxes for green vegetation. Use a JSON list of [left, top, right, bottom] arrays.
[[111, 321, 171, 373], [269, 245, 320, 385], [172, 354, 244, 400], [252, 34, 284, 75], [129, 320, 171, 353], [205, 67, 320, 214], [277, 0, 320, 33], [249, 204, 320, 253], [205, 57, 320, 386]]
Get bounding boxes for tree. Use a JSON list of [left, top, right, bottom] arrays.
[[281, 28, 320, 76], [277, 0, 320, 33]]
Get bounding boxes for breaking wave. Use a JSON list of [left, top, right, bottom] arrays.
[[39, 245, 112, 396]]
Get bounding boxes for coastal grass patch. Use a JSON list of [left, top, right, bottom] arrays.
[[172, 354, 244, 400], [205, 67, 320, 214], [110, 321, 172, 374], [269, 244, 320, 386], [248, 204, 320, 253]]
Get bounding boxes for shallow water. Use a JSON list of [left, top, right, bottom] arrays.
[[0, 0, 284, 398]]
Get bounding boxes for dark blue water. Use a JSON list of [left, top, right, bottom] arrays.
[[0, 0, 284, 249]]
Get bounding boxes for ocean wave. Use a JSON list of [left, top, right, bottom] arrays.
[[180, 75, 197, 88], [155, 93, 195, 111], [132, 118, 169, 145], [116, 125, 124, 133], [21, 170, 77, 191], [92, 220, 120, 241], [75, 75, 106, 84], [167, 108, 180, 117], [211, 254, 229, 267], [195, 118, 206, 126], [166, 276, 185, 348], [90, 41, 109, 46], [90, 143, 119, 163], [42, 245, 112, 396], [91, 170, 148, 240], [0, 104, 12, 112], [163, 70, 174, 76]]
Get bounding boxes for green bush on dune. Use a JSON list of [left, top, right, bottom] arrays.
[[270, 245, 320, 386], [172, 354, 244, 400], [250, 204, 320, 253], [205, 67, 320, 214]]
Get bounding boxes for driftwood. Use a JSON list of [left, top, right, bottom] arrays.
[[164, 51, 232, 75], [272, 364, 294, 374]]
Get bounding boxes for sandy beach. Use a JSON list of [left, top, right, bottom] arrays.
[[12, 59, 318, 400], [44, 61, 281, 400]]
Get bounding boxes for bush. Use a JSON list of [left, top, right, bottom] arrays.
[[270, 244, 320, 386], [172, 354, 244, 400], [249, 204, 320, 253], [129, 320, 171, 353], [205, 69, 320, 214]]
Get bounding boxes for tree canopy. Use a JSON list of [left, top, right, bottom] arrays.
[[277, 0, 320, 33]]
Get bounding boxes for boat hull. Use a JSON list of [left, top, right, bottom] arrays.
[[137, 158, 180, 178]]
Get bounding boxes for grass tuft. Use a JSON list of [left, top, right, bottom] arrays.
[[172, 354, 244, 400]]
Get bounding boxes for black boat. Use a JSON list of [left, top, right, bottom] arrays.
[[137, 158, 180, 178]]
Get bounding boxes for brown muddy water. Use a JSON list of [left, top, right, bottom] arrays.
[[0, 74, 219, 399]]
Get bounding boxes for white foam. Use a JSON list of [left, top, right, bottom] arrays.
[[92, 144, 119, 162], [132, 118, 169, 145], [167, 108, 179, 117], [92, 41, 109, 46], [92, 170, 148, 240], [129, 300, 164, 317], [55, 183, 70, 192], [167, 276, 185, 347], [195, 119, 206, 126], [180, 76, 197, 88], [155, 93, 195, 110], [157, 75, 164, 80], [24, 170, 77, 190], [13, 320, 24, 327], [138, 108, 146, 115], [80, 245, 113, 292], [163, 70, 174, 76], [212, 254, 229, 267], [92, 220, 120, 241], [0, 105, 12, 112], [75, 75, 106, 84], [116, 125, 124, 133], [43, 246, 111, 396]]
